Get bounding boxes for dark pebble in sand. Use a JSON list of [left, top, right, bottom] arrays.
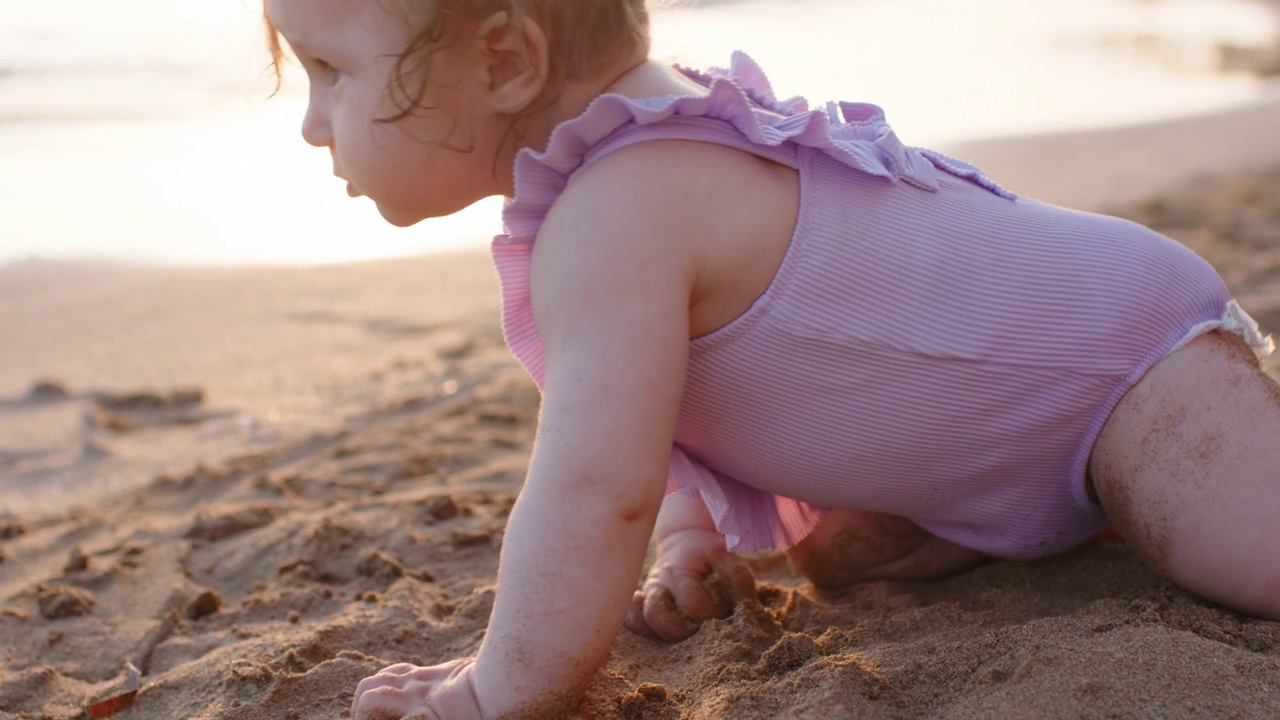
[[450, 528, 493, 548], [25, 380, 69, 401], [37, 585, 97, 619], [63, 546, 89, 573], [0, 515, 27, 540], [356, 550, 405, 585], [185, 506, 276, 542], [184, 589, 224, 620], [426, 495, 460, 521]]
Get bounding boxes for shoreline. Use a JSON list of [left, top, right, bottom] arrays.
[[943, 90, 1280, 212], [4, 86, 1280, 271], [5, 0, 1280, 267]]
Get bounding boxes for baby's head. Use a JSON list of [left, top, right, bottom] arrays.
[[264, 0, 650, 225]]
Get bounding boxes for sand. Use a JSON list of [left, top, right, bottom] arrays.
[[5, 103, 1280, 718]]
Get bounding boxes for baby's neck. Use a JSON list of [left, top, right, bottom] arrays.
[[495, 52, 706, 196], [526, 54, 705, 153], [604, 59, 710, 101]]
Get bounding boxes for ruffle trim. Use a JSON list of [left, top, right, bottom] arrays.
[[491, 52, 1014, 551], [668, 447, 827, 552]]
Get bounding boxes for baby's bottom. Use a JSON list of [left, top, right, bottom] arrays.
[[787, 509, 990, 594], [1089, 330, 1280, 618]]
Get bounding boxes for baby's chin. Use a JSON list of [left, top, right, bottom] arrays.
[[377, 202, 484, 228], [375, 203, 428, 228]]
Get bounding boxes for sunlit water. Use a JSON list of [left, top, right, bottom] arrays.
[[0, 0, 1276, 266]]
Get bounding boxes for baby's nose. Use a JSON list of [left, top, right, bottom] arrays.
[[301, 102, 331, 148]]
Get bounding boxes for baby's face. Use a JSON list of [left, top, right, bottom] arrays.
[[266, 0, 504, 226]]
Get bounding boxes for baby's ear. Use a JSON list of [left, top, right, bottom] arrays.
[[474, 10, 549, 115]]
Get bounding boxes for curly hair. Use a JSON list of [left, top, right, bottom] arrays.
[[264, 0, 651, 124]]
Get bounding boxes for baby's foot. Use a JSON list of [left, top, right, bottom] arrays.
[[787, 509, 989, 595]]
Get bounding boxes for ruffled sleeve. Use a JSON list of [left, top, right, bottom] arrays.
[[491, 52, 1012, 552]]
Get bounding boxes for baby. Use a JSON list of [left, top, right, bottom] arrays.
[[261, 0, 1280, 717]]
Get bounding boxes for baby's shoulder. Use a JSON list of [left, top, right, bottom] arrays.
[[547, 138, 797, 253], [572, 137, 778, 197], [538, 138, 799, 338]]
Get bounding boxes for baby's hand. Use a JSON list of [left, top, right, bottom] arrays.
[[625, 528, 756, 642], [351, 658, 482, 720]]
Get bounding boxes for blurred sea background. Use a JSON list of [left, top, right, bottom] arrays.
[[1, 0, 1278, 266]]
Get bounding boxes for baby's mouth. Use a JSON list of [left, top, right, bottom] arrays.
[[346, 182, 362, 198]]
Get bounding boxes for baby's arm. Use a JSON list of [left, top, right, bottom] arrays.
[[468, 148, 704, 716], [355, 441, 670, 719], [352, 142, 740, 718]]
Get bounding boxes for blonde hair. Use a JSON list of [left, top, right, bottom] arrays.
[[264, 0, 651, 122]]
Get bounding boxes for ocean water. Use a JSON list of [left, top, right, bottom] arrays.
[[0, 0, 1276, 266]]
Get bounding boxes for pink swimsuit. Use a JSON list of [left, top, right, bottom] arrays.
[[492, 53, 1273, 559]]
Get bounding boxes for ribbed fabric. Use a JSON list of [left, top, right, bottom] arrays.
[[492, 53, 1254, 559]]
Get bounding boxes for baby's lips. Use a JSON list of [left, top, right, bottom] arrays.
[[332, 171, 361, 197]]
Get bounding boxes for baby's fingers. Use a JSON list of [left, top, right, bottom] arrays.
[[351, 659, 479, 720], [352, 683, 424, 720], [641, 586, 702, 643], [625, 590, 659, 639], [667, 554, 758, 626], [671, 573, 733, 623]]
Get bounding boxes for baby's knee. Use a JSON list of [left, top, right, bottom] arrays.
[[1179, 553, 1280, 620]]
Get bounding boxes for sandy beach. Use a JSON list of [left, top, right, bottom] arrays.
[[5, 3, 1280, 717]]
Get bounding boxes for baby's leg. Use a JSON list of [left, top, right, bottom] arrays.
[[788, 509, 990, 591], [1091, 330, 1280, 618]]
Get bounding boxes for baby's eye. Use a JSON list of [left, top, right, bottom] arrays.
[[314, 59, 342, 83]]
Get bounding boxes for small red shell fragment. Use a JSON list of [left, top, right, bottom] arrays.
[[85, 690, 138, 718], [84, 663, 141, 718]]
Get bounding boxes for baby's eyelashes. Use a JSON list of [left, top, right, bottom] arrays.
[[313, 59, 342, 84], [299, 55, 342, 85]]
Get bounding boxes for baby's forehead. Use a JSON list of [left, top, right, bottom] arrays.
[[268, 0, 410, 46], [264, 0, 323, 42]]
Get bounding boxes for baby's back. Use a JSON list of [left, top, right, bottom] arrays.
[[495, 54, 1236, 558], [675, 144, 1230, 558]]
